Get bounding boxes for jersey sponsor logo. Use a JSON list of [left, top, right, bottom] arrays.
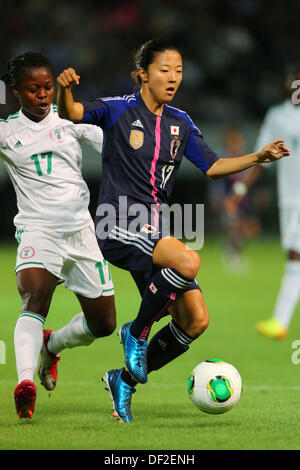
[[129, 129, 144, 150], [131, 119, 143, 128], [170, 138, 181, 159], [20, 246, 36, 259], [170, 125, 179, 136], [49, 125, 66, 143]]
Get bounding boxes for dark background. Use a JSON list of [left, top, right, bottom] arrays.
[[0, 0, 298, 240]]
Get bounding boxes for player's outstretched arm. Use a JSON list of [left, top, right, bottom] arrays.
[[207, 139, 290, 179], [57, 68, 84, 122]]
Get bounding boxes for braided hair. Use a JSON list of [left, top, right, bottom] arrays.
[[1, 52, 54, 89]]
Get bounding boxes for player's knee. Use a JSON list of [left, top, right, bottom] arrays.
[[178, 250, 200, 280], [90, 316, 116, 338], [101, 317, 116, 337], [20, 288, 52, 315]]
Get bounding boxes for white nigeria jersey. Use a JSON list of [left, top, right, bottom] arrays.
[[255, 100, 300, 209], [0, 104, 103, 232]]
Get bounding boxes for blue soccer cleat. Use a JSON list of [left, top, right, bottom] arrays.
[[118, 321, 148, 384], [102, 368, 135, 423]]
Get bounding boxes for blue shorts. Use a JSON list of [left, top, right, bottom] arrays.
[[98, 224, 200, 297]]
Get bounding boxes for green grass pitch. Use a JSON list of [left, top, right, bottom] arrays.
[[0, 238, 300, 450]]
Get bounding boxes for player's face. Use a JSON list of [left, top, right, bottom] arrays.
[[13, 67, 55, 122], [141, 50, 183, 106]]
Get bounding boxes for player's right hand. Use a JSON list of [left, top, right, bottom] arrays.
[[57, 68, 80, 88], [257, 139, 290, 163]]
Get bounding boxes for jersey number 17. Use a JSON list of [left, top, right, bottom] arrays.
[[31, 152, 53, 176]]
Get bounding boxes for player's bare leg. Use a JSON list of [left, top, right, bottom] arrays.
[[153, 236, 200, 280], [17, 268, 58, 317], [45, 293, 116, 363], [76, 293, 116, 338], [168, 289, 209, 338]]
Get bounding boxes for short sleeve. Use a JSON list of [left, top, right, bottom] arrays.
[[80, 99, 109, 127], [184, 117, 219, 173], [74, 123, 103, 154]]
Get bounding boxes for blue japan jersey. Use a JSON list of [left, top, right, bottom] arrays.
[[80, 92, 218, 237]]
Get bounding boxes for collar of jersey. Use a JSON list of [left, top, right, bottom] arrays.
[[19, 104, 55, 127], [136, 91, 164, 117]]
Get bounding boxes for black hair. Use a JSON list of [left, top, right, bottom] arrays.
[[1, 52, 54, 89], [131, 39, 182, 86]]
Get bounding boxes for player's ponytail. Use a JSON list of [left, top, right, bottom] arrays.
[[131, 39, 181, 87], [1, 52, 54, 89]]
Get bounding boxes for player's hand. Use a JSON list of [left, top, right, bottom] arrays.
[[57, 68, 80, 88], [257, 139, 290, 163]]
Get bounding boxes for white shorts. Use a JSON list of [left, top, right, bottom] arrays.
[[279, 208, 300, 253], [15, 223, 114, 298]]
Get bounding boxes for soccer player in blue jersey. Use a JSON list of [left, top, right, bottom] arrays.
[[57, 39, 290, 422]]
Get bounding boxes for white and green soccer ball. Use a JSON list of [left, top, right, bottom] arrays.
[[187, 359, 242, 414]]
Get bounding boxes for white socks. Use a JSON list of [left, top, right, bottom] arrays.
[[14, 311, 95, 384], [14, 312, 45, 384], [47, 312, 95, 355], [273, 260, 300, 328]]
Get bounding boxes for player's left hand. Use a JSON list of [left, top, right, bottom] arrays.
[[257, 139, 290, 163]]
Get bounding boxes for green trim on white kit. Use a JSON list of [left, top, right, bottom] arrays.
[[19, 311, 45, 324], [15, 261, 44, 271], [7, 112, 19, 120], [15, 228, 24, 244], [102, 287, 114, 293]]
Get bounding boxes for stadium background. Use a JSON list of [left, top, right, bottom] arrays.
[[0, 0, 299, 241], [1, 1, 300, 450]]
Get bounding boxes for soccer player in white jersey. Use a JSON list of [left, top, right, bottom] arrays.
[[226, 65, 300, 339], [255, 65, 300, 338], [0, 52, 116, 419]]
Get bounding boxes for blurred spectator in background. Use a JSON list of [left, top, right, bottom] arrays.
[[0, 0, 300, 242], [208, 127, 261, 272], [0, 0, 298, 122], [225, 64, 300, 338]]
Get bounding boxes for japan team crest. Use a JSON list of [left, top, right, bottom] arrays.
[[129, 130, 144, 150], [50, 125, 66, 143], [170, 138, 181, 159]]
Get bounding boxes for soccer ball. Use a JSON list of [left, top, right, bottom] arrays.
[[187, 359, 242, 414]]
